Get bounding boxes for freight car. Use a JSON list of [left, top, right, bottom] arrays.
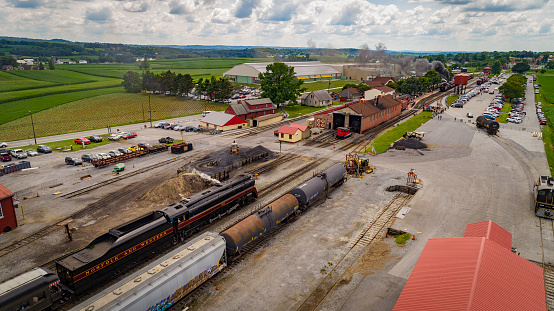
[[56, 174, 257, 294], [73, 232, 226, 311], [0, 268, 64, 311], [223, 163, 347, 257], [476, 115, 499, 135], [533, 176, 554, 219]]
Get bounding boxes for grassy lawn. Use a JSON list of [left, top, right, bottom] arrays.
[[538, 75, 554, 104], [446, 95, 458, 106], [538, 74, 554, 176], [13, 137, 113, 152], [0, 93, 227, 141], [366, 111, 433, 154], [284, 104, 334, 119], [496, 103, 512, 123], [302, 80, 356, 93], [0, 87, 125, 125]]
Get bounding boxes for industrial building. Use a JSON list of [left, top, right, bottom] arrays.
[[314, 95, 404, 133], [394, 220, 547, 311], [330, 64, 400, 81], [223, 62, 342, 84]]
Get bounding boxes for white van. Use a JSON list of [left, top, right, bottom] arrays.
[[489, 89, 494, 94]]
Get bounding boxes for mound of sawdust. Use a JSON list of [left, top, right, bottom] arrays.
[[140, 173, 217, 207]]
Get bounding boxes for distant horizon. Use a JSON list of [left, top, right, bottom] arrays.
[[1, 35, 551, 55]]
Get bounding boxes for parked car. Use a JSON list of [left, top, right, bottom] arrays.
[[25, 149, 38, 157], [0, 142, 7, 148], [467, 112, 473, 118], [162, 124, 174, 129], [0, 153, 11, 162], [12, 149, 28, 159], [159, 137, 175, 144], [122, 132, 137, 139], [65, 156, 83, 166], [155, 122, 170, 128], [118, 148, 133, 154], [108, 150, 122, 157], [507, 117, 522, 124], [37, 145, 52, 153], [138, 143, 152, 148], [540, 119, 547, 125], [81, 154, 98, 163], [74, 137, 91, 145], [109, 133, 122, 141], [173, 125, 185, 131], [128, 146, 142, 152], [89, 136, 103, 143], [97, 153, 110, 160]]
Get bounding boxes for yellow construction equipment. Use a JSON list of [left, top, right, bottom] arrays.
[[345, 153, 373, 177]]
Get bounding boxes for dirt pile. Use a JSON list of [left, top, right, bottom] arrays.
[[140, 173, 217, 207], [350, 241, 391, 275], [185, 145, 275, 175], [393, 138, 428, 150]]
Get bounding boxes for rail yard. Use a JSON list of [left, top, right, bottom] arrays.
[[1, 75, 553, 311]]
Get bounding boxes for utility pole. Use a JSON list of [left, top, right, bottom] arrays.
[[149, 95, 152, 128], [142, 100, 145, 121], [29, 110, 37, 145]]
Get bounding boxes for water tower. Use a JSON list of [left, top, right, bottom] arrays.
[[454, 73, 469, 94]]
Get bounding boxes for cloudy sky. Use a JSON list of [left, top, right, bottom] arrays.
[[2, 0, 553, 52]]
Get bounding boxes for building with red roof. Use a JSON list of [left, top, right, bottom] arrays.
[[200, 111, 248, 131], [394, 220, 547, 311], [225, 98, 277, 120], [276, 124, 310, 143], [0, 184, 17, 233]]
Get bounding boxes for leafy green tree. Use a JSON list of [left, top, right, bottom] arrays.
[[386, 81, 397, 89], [38, 62, 44, 70], [399, 77, 423, 95], [159, 70, 176, 93], [213, 78, 233, 102], [512, 62, 530, 73], [491, 60, 501, 75], [122, 71, 142, 93], [48, 59, 55, 70], [355, 83, 370, 93], [177, 74, 194, 96], [195, 78, 206, 99], [540, 69, 546, 74], [546, 61, 554, 70], [423, 70, 441, 88], [138, 59, 150, 70], [258, 62, 306, 108], [499, 74, 526, 100]]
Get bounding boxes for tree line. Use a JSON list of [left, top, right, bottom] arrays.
[[498, 74, 526, 101], [388, 70, 442, 96], [122, 70, 233, 102]]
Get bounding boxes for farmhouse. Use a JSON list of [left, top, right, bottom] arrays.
[[301, 90, 333, 107], [225, 98, 278, 120], [223, 61, 342, 84], [199, 111, 248, 131]]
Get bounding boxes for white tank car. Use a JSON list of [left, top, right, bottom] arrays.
[[73, 232, 226, 311]]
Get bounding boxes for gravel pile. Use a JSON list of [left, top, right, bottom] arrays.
[[185, 145, 275, 175], [393, 138, 428, 150]]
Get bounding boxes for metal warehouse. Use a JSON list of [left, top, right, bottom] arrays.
[[223, 61, 342, 84]]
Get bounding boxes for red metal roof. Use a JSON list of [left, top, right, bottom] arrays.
[[314, 103, 356, 116], [0, 184, 14, 201], [394, 222, 546, 311], [276, 126, 300, 135], [289, 124, 309, 132], [464, 220, 512, 250]]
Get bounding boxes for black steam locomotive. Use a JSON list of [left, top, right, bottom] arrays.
[[55, 174, 257, 294]]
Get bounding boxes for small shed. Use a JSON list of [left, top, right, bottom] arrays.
[[338, 88, 361, 101], [301, 90, 333, 107], [0, 184, 17, 233], [252, 113, 283, 127], [200, 112, 248, 131], [289, 124, 311, 139], [276, 126, 303, 143]]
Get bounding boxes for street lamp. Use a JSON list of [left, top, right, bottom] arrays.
[[29, 110, 37, 145]]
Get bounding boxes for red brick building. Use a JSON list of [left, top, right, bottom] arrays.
[[225, 98, 277, 121], [0, 184, 17, 233], [314, 95, 403, 133]]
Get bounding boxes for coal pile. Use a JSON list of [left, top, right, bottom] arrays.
[[393, 138, 428, 150], [184, 145, 275, 176]]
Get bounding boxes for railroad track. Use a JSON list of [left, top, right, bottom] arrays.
[[539, 217, 554, 311], [296, 192, 414, 311], [244, 153, 299, 176], [61, 156, 183, 198], [0, 156, 188, 258]]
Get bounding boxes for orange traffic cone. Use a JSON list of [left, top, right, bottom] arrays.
[[133, 164, 135, 168], [37, 192, 40, 197], [412, 235, 415, 240], [216, 283, 220, 290], [135, 196, 137, 201]]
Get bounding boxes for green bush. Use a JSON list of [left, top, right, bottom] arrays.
[[394, 233, 412, 244]]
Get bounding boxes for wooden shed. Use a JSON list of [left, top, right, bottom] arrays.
[[0, 184, 17, 232]]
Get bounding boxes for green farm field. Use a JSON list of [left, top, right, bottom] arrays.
[[302, 80, 354, 92], [538, 75, 554, 104], [0, 72, 55, 92], [0, 93, 227, 141]]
